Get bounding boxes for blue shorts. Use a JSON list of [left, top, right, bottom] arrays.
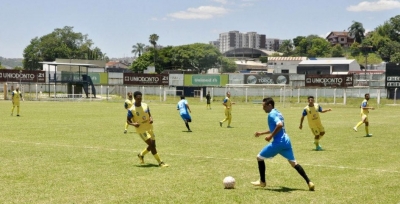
[[180, 113, 191, 121], [258, 138, 295, 161]]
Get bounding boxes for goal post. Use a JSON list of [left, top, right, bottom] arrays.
[[163, 90, 183, 101], [225, 84, 291, 107]]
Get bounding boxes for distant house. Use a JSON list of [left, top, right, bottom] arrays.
[[105, 61, 129, 69], [326, 31, 354, 47]]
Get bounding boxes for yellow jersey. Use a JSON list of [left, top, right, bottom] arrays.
[[223, 97, 232, 110], [127, 103, 153, 133], [302, 103, 322, 126], [360, 99, 369, 115], [125, 99, 134, 109], [12, 90, 22, 102]]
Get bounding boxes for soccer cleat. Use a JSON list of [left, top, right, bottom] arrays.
[[219, 121, 222, 127], [308, 181, 315, 191], [124, 130, 127, 134], [159, 162, 169, 167], [17, 115, 20, 117], [137, 154, 145, 164], [251, 180, 266, 187], [227, 126, 232, 128], [316, 145, 323, 151], [188, 129, 192, 132], [353, 127, 357, 132], [366, 134, 373, 137]]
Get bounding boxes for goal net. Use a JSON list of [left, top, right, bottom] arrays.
[[163, 90, 183, 102], [225, 84, 291, 107]]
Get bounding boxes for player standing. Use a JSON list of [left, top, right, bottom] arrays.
[[177, 96, 192, 132], [11, 86, 24, 116], [299, 96, 332, 150], [353, 93, 374, 137], [206, 91, 211, 110], [124, 92, 134, 134]]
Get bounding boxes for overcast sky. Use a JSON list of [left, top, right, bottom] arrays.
[[1, 0, 400, 58]]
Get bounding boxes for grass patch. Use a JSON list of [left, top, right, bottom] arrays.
[[1, 98, 399, 203]]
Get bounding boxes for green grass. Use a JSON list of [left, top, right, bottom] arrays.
[[1, 98, 400, 203]]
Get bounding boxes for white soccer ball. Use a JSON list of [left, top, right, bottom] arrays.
[[223, 176, 236, 189]]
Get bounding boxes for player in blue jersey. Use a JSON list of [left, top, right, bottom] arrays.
[[177, 96, 192, 132], [251, 97, 315, 191]]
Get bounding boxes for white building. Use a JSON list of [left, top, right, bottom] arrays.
[[268, 57, 307, 73], [219, 31, 266, 53]]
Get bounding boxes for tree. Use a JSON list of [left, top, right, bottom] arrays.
[[259, 56, 268, 63], [220, 57, 237, 73], [149, 34, 159, 68], [23, 26, 107, 70], [391, 52, 400, 64], [278, 40, 293, 56], [331, 44, 344, 57], [132, 43, 146, 57], [388, 15, 400, 42], [292, 36, 306, 47], [348, 21, 365, 44]]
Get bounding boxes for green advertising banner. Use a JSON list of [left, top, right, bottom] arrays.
[[184, 74, 228, 86], [61, 72, 107, 85]]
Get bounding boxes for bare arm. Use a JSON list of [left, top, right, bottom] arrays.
[[321, 108, 332, 113], [299, 116, 305, 129], [186, 104, 191, 113], [265, 122, 283, 142]]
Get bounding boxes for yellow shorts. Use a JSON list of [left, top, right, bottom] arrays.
[[310, 125, 325, 136], [137, 129, 155, 141], [12, 101, 20, 106], [361, 113, 369, 122]]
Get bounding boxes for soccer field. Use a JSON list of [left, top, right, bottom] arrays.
[[1, 99, 399, 203]]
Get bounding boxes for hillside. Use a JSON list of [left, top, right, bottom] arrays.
[[0, 57, 23, 68]]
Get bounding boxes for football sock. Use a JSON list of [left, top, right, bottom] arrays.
[[17, 106, 20, 114], [140, 149, 149, 156], [257, 160, 266, 183], [153, 153, 162, 163], [185, 122, 190, 130], [365, 126, 369, 134], [11, 106, 14, 113], [294, 164, 310, 184], [125, 122, 129, 130], [314, 139, 319, 146], [355, 121, 363, 128]]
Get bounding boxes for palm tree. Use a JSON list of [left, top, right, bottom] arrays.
[[149, 34, 159, 67], [131, 43, 145, 57], [348, 21, 365, 44], [278, 40, 294, 56]]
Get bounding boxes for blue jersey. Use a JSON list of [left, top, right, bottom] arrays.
[[268, 109, 289, 143], [177, 99, 189, 115]]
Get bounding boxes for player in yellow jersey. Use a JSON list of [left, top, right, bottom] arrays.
[[124, 92, 134, 134], [299, 96, 332, 151], [219, 91, 235, 128], [353, 93, 374, 137], [11, 86, 24, 116], [127, 91, 169, 167]]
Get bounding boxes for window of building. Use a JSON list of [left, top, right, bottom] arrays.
[[282, 69, 289, 73], [340, 38, 345, 41], [281, 63, 283, 65]]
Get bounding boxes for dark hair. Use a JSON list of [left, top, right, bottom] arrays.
[[133, 91, 142, 98], [180, 95, 185, 99], [308, 96, 314, 100], [365, 93, 370, 97], [263, 97, 275, 108]]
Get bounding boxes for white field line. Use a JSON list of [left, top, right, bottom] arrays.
[[4, 140, 400, 174]]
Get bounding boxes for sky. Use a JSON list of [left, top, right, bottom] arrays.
[[1, 0, 400, 59]]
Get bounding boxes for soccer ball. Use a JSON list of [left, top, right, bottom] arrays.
[[223, 176, 236, 189]]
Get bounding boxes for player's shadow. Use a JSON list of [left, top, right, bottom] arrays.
[[182, 130, 192, 132], [136, 164, 159, 168], [262, 186, 306, 192]]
